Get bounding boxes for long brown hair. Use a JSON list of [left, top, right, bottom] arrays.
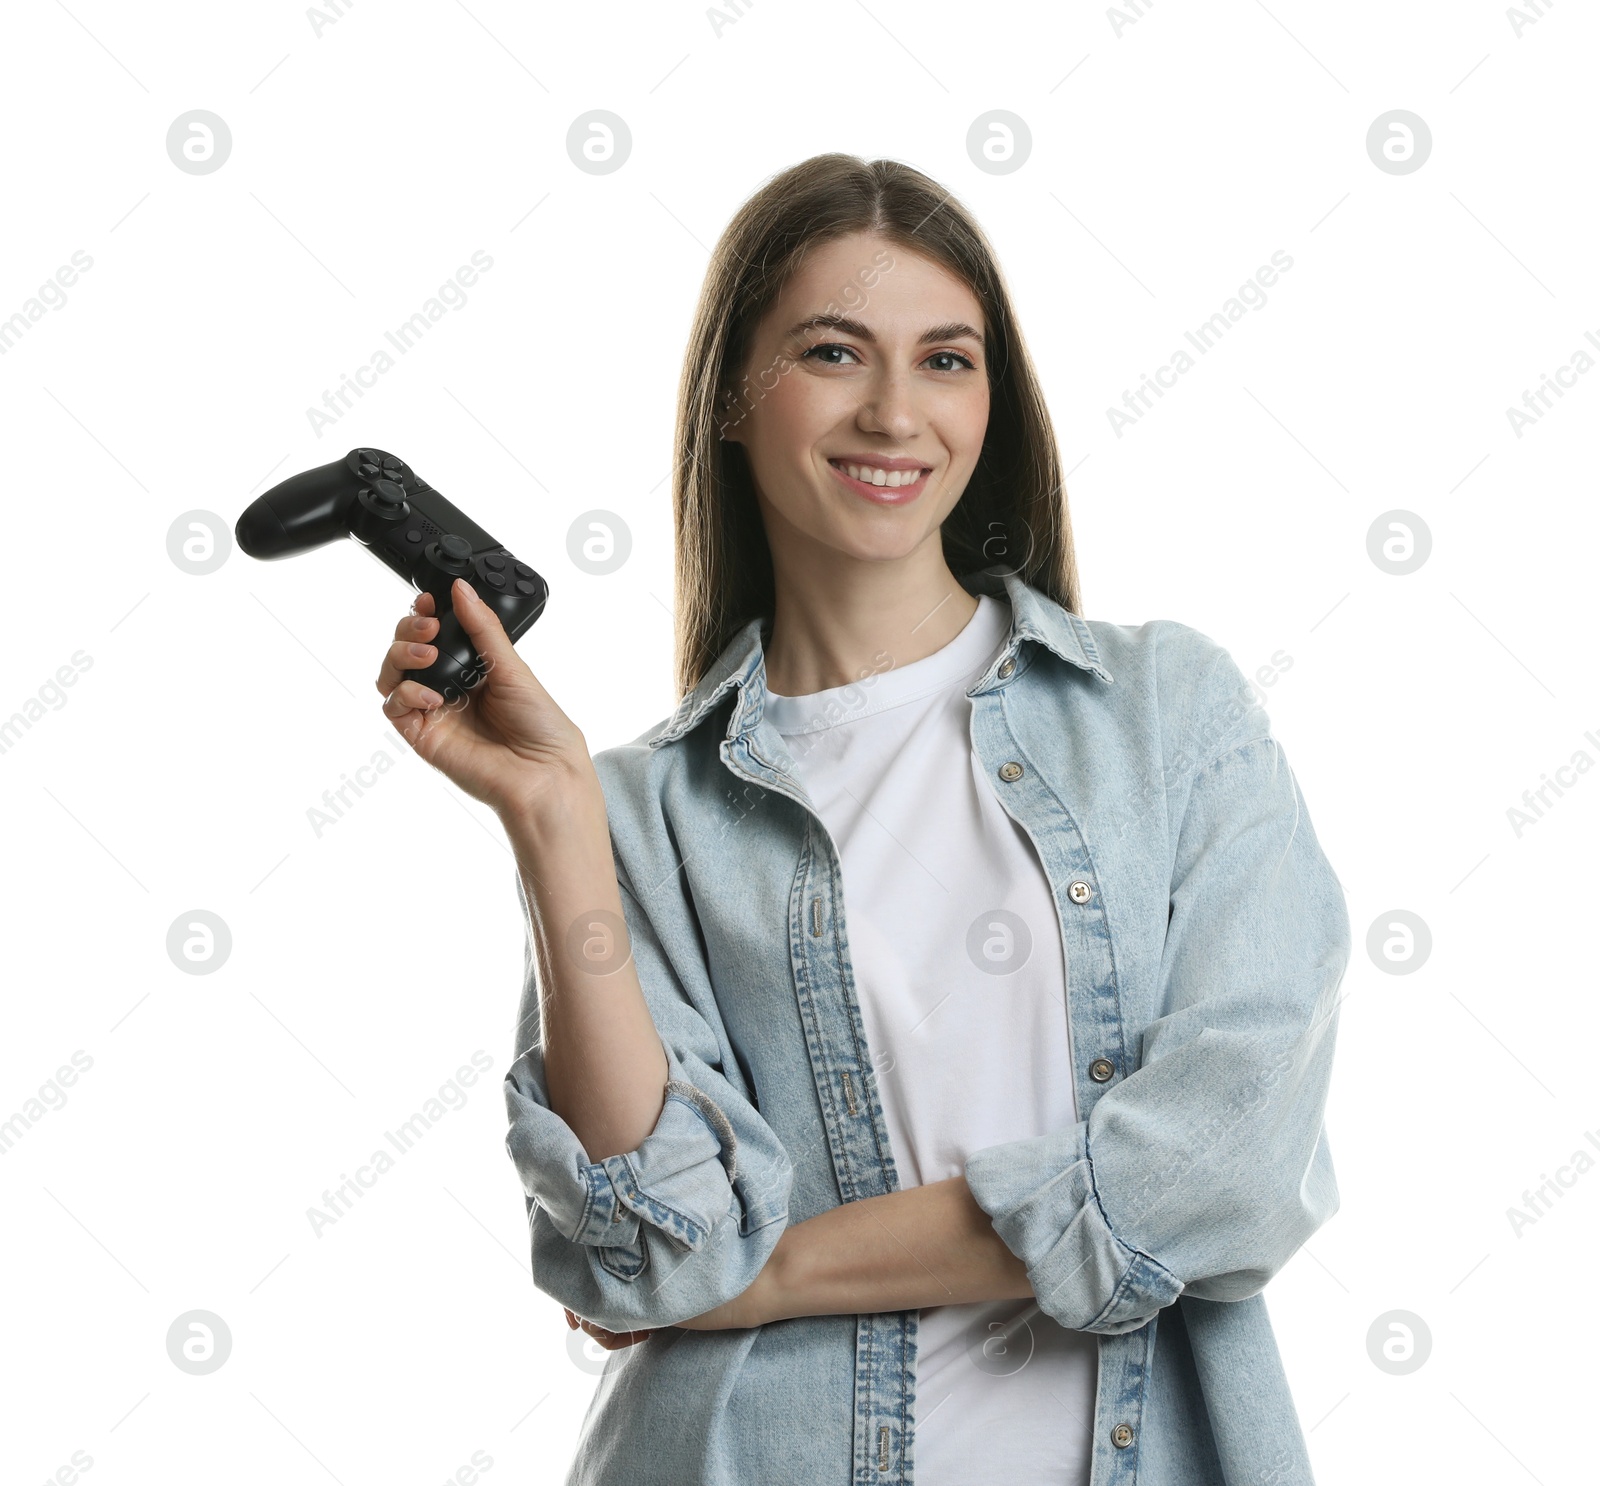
[[672, 152, 1082, 697]]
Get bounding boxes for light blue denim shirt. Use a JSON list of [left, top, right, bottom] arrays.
[[503, 565, 1350, 1485]]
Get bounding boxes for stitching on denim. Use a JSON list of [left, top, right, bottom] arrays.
[[596, 1236, 648, 1280], [1090, 1250, 1177, 1333], [1066, 609, 1114, 681], [574, 1153, 599, 1242], [994, 684, 1135, 1082], [1086, 1258, 1144, 1332], [816, 824, 897, 1192], [648, 641, 761, 748], [1081, 1127, 1179, 1329], [663, 1077, 739, 1184], [894, 1310, 914, 1481], [1186, 644, 1270, 779], [788, 825, 856, 1199], [615, 1139, 711, 1248], [1127, 1308, 1161, 1473], [1144, 630, 1259, 865]]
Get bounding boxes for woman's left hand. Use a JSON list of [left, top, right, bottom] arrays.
[[564, 1308, 655, 1350]]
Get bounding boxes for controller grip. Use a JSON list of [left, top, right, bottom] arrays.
[[236, 458, 357, 559], [409, 609, 489, 703]]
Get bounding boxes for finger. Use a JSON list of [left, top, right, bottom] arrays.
[[411, 590, 436, 618], [564, 1309, 578, 1331], [576, 1317, 648, 1351], [381, 678, 443, 719], [392, 609, 439, 643], [375, 636, 442, 698], [447, 577, 528, 680]]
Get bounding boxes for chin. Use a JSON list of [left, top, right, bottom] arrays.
[[823, 528, 933, 566]]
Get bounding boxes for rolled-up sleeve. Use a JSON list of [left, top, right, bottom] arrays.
[[503, 870, 794, 1333], [965, 655, 1349, 1336]]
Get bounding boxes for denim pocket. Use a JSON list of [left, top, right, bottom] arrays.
[[596, 1237, 650, 1282]]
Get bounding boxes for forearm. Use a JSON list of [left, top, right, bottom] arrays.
[[501, 770, 669, 1162], [766, 1175, 1033, 1320]]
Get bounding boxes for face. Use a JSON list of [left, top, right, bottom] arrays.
[[720, 231, 990, 570]]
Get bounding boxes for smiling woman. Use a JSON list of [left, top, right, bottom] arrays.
[[376, 152, 1349, 1486], [670, 156, 1078, 704], [711, 229, 1001, 695]]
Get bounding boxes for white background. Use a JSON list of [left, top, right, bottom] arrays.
[[2, 1, 1596, 1482]]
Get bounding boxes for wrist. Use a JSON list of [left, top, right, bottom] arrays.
[[497, 754, 604, 833], [760, 1222, 806, 1325]]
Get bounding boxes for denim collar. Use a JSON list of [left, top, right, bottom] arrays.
[[646, 566, 1113, 750]]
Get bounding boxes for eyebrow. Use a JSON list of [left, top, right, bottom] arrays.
[[785, 313, 984, 347]]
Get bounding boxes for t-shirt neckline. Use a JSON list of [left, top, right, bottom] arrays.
[[764, 593, 1011, 736]]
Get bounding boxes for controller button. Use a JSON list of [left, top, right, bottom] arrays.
[[514, 561, 533, 578], [370, 478, 406, 507], [516, 579, 539, 595], [405, 529, 423, 543], [485, 572, 507, 589], [359, 462, 381, 477], [440, 534, 472, 562], [357, 448, 381, 463], [483, 555, 506, 571]]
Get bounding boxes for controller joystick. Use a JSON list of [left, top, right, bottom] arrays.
[[235, 447, 548, 702]]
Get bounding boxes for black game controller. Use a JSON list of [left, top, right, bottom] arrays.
[[236, 447, 549, 702]]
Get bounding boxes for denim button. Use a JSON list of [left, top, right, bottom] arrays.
[[1090, 1058, 1116, 1082], [1111, 1422, 1135, 1448], [998, 761, 1024, 782], [997, 657, 1015, 678], [1068, 879, 1092, 904]]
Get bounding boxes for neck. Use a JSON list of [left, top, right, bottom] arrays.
[[761, 528, 980, 697]]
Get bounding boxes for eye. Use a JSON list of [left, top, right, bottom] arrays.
[[800, 342, 861, 366], [926, 351, 977, 373]]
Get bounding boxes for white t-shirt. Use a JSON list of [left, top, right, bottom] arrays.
[[764, 593, 1096, 1486]]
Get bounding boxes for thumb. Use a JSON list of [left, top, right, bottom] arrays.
[[449, 577, 521, 673]]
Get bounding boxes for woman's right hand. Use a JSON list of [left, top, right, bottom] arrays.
[[376, 576, 593, 817]]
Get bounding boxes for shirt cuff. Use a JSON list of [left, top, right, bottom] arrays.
[[964, 1125, 1185, 1333], [504, 1045, 746, 1253]]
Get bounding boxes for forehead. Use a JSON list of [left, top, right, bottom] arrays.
[[769, 231, 982, 332]]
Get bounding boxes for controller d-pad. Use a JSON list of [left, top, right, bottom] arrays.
[[357, 448, 406, 483]]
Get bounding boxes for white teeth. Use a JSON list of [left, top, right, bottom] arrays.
[[837, 461, 926, 488]]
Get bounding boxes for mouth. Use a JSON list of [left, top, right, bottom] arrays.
[[826, 458, 934, 505]]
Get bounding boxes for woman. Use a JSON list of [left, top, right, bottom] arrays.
[[375, 154, 1349, 1486]]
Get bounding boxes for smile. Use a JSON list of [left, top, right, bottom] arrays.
[[827, 458, 933, 504]]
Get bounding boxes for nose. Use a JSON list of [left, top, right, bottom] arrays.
[[856, 367, 920, 443]]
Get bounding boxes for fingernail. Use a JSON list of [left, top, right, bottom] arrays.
[[455, 577, 478, 604]]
